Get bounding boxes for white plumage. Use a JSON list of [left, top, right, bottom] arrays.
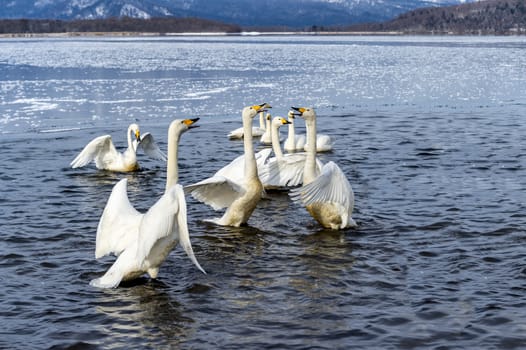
[[90, 118, 205, 289], [227, 111, 266, 139], [259, 116, 322, 189], [185, 103, 270, 227], [70, 123, 166, 172], [289, 107, 356, 230]]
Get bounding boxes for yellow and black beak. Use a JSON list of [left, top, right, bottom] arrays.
[[253, 103, 272, 113], [291, 106, 305, 116], [183, 118, 200, 129], [282, 118, 291, 125], [135, 130, 141, 142]]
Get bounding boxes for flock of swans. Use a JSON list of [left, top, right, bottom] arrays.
[[71, 104, 356, 288]]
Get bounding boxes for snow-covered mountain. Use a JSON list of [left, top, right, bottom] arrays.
[[0, 0, 477, 27]]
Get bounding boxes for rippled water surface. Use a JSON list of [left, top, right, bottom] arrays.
[[1, 35, 526, 349]]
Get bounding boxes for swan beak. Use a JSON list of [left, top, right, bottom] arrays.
[[184, 118, 200, 129], [291, 107, 305, 116], [135, 130, 141, 141], [282, 119, 291, 125], [254, 103, 272, 112]]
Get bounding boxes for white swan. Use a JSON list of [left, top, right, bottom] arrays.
[[289, 107, 356, 230], [90, 118, 205, 288], [227, 111, 266, 139], [283, 111, 306, 152], [185, 103, 270, 227], [71, 123, 166, 172], [259, 116, 322, 189]]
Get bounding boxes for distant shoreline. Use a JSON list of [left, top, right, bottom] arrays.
[[2, 30, 516, 38]]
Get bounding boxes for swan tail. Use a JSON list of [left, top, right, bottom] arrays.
[[174, 185, 206, 274], [89, 268, 123, 289]]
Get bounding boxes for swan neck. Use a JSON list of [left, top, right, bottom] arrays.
[[165, 126, 180, 192], [259, 112, 265, 129], [304, 118, 317, 183], [243, 114, 258, 180], [126, 126, 133, 151], [287, 119, 295, 141], [271, 123, 283, 159]]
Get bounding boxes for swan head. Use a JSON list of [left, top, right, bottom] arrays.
[[291, 107, 316, 121], [242, 103, 271, 120], [272, 116, 291, 129], [169, 118, 200, 136], [287, 110, 296, 122], [129, 123, 141, 151]]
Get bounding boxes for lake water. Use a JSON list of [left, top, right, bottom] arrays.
[[1, 35, 525, 349]]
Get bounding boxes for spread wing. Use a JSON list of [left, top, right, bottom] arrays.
[[137, 184, 205, 273], [214, 148, 272, 184], [71, 135, 118, 169], [139, 132, 167, 161], [290, 161, 353, 209], [184, 176, 245, 210], [95, 179, 143, 258], [260, 154, 323, 188]]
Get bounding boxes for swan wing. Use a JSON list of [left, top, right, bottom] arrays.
[[137, 184, 205, 273], [214, 153, 245, 181], [139, 132, 167, 161], [184, 176, 245, 210], [71, 135, 118, 168], [290, 161, 353, 209], [95, 179, 142, 258], [259, 155, 306, 188], [214, 148, 272, 184], [255, 148, 273, 167]]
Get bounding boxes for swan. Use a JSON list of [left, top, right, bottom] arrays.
[[185, 103, 270, 227], [71, 123, 166, 172], [90, 118, 205, 288], [283, 111, 306, 152], [227, 111, 266, 139], [259, 116, 323, 189], [289, 107, 356, 230]]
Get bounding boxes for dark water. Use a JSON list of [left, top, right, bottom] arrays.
[[1, 35, 526, 349]]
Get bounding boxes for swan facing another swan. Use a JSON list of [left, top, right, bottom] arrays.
[[289, 107, 356, 230], [284, 110, 333, 153], [70, 123, 166, 172], [185, 103, 270, 227], [90, 118, 205, 289], [259, 116, 322, 189], [283, 111, 306, 152]]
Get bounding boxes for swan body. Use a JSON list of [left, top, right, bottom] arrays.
[[259, 116, 322, 189], [289, 107, 356, 230], [283, 111, 306, 152], [227, 111, 266, 139], [185, 104, 270, 227], [305, 133, 333, 153], [71, 123, 166, 172], [90, 118, 205, 288]]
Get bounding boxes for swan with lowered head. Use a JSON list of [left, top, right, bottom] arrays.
[[185, 103, 270, 227], [259, 116, 323, 189], [90, 118, 205, 289], [289, 107, 356, 230], [227, 111, 266, 139], [71, 123, 166, 172]]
